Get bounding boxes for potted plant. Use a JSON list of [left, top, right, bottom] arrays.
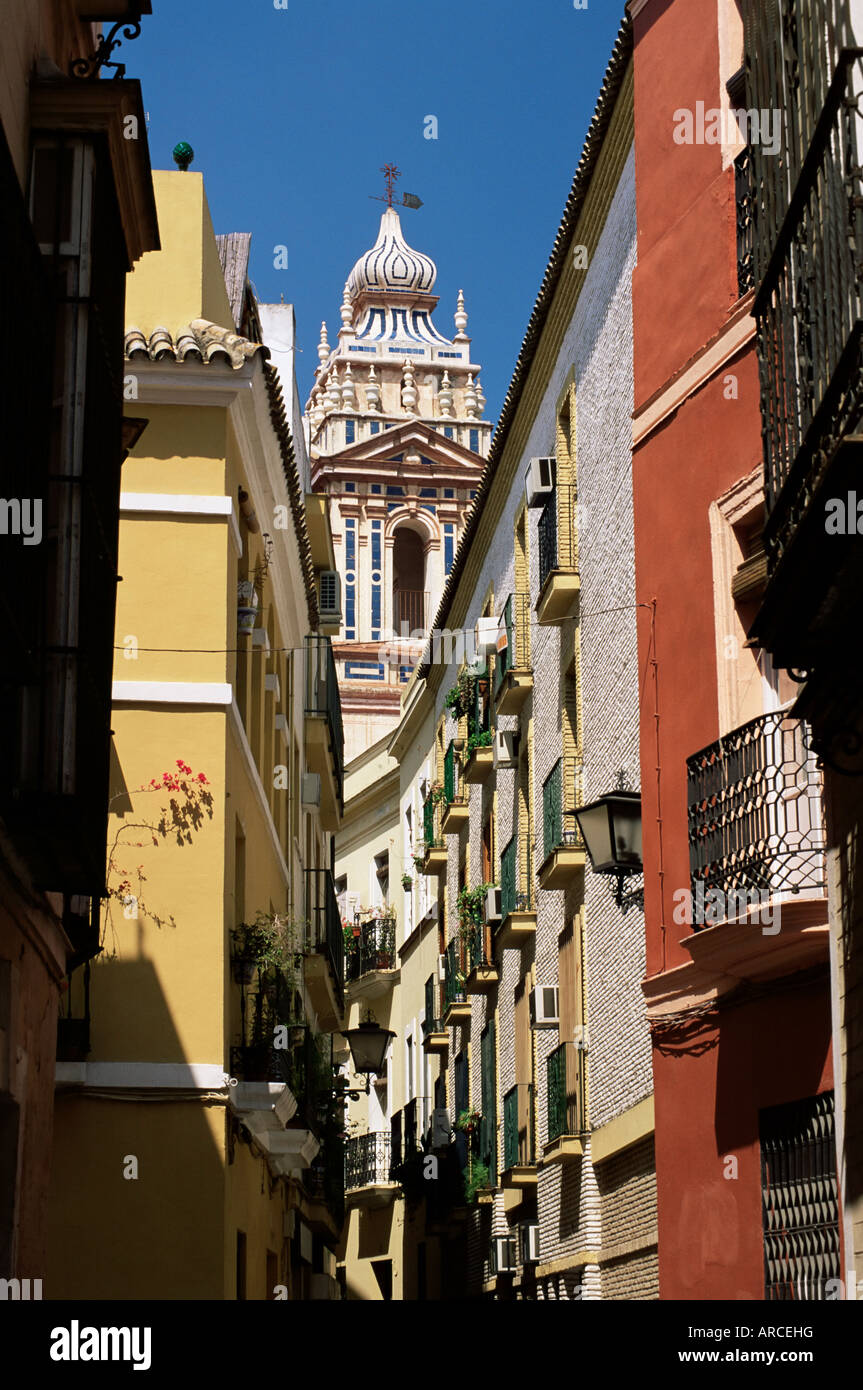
[[237, 579, 259, 635], [466, 728, 493, 757], [401, 874, 413, 891]]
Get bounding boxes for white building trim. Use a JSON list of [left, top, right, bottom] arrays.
[[112, 681, 232, 705], [55, 1062, 227, 1089]]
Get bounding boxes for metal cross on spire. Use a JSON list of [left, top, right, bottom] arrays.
[[369, 163, 423, 211]]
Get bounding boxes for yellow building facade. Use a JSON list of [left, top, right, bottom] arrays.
[[47, 171, 346, 1300]]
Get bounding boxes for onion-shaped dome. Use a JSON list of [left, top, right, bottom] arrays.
[[347, 208, 436, 298]]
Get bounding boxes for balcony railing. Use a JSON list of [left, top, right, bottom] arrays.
[[305, 634, 345, 808], [734, 145, 755, 298], [741, 0, 863, 561], [494, 593, 532, 694], [538, 484, 578, 592], [423, 791, 443, 850], [444, 937, 467, 1011], [423, 973, 442, 1034], [541, 758, 584, 863], [345, 1132, 393, 1191], [306, 868, 345, 998], [501, 834, 532, 918], [346, 914, 396, 981], [443, 738, 465, 806], [394, 588, 428, 634], [467, 920, 494, 973], [467, 665, 492, 745], [503, 1083, 534, 1170], [686, 711, 826, 910], [547, 1042, 586, 1143], [230, 1026, 334, 1131]]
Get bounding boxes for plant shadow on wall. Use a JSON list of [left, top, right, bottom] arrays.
[[103, 758, 214, 952]]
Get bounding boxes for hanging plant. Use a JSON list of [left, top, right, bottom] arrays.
[[457, 883, 494, 942], [401, 874, 413, 891], [428, 782, 448, 809], [464, 1159, 490, 1205]]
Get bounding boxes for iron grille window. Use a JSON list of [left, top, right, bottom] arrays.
[[686, 712, 826, 911], [423, 973, 440, 1034], [454, 1051, 469, 1170], [760, 1092, 840, 1300], [444, 739, 458, 802], [734, 145, 755, 297], [444, 938, 466, 1010]]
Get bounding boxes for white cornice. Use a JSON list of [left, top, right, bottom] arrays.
[[123, 359, 256, 408], [120, 491, 243, 555], [112, 681, 232, 704], [55, 1062, 228, 1090]]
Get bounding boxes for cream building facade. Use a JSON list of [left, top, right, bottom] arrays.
[[337, 19, 657, 1301]]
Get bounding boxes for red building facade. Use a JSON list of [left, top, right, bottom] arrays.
[[629, 0, 838, 1299]]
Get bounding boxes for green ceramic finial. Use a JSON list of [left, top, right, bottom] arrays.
[[172, 141, 194, 171]]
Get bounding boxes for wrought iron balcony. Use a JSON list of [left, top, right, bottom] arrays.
[[420, 793, 447, 873], [441, 738, 469, 830], [494, 593, 533, 712], [734, 145, 755, 298], [443, 937, 470, 1022], [740, 0, 863, 568], [345, 914, 396, 982], [344, 1132, 394, 1192], [305, 868, 345, 1024], [503, 1082, 535, 1179], [686, 711, 826, 914], [304, 635, 345, 822], [546, 1042, 586, 1159], [422, 973, 445, 1044], [498, 834, 536, 948], [537, 485, 580, 622], [539, 758, 586, 889]]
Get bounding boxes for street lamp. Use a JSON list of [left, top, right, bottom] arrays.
[[342, 1016, 396, 1095], [573, 781, 643, 908]]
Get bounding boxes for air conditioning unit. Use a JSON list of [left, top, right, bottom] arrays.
[[318, 570, 342, 624], [431, 1108, 451, 1148], [475, 616, 499, 655], [525, 455, 556, 507], [486, 887, 502, 922], [493, 729, 519, 768], [437, 954, 447, 983], [519, 1223, 540, 1265], [265, 672, 281, 700], [573, 1024, 590, 1051], [301, 773, 321, 808], [529, 985, 559, 1028], [489, 1235, 517, 1275]]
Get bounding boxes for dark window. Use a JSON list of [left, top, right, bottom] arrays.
[[760, 1092, 840, 1300]]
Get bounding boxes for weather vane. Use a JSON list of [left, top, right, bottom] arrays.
[[370, 163, 423, 211]]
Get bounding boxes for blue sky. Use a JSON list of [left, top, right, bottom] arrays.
[[133, 0, 625, 423]]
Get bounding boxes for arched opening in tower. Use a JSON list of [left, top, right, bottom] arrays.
[[392, 527, 427, 636]]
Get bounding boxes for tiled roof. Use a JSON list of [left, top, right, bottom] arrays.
[[124, 319, 269, 369], [215, 232, 252, 331]]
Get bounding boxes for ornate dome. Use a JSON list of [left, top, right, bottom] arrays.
[[347, 208, 437, 298]]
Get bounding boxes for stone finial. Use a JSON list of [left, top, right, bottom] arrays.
[[454, 288, 469, 340], [475, 377, 486, 416], [438, 370, 454, 419], [401, 358, 418, 413], [341, 362, 357, 409], [318, 321, 330, 366], [464, 372, 478, 420], [365, 365, 381, 412], [339, 283, 354, 336], [310, 387, 326, 429], [326, 368, 341, 413]]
